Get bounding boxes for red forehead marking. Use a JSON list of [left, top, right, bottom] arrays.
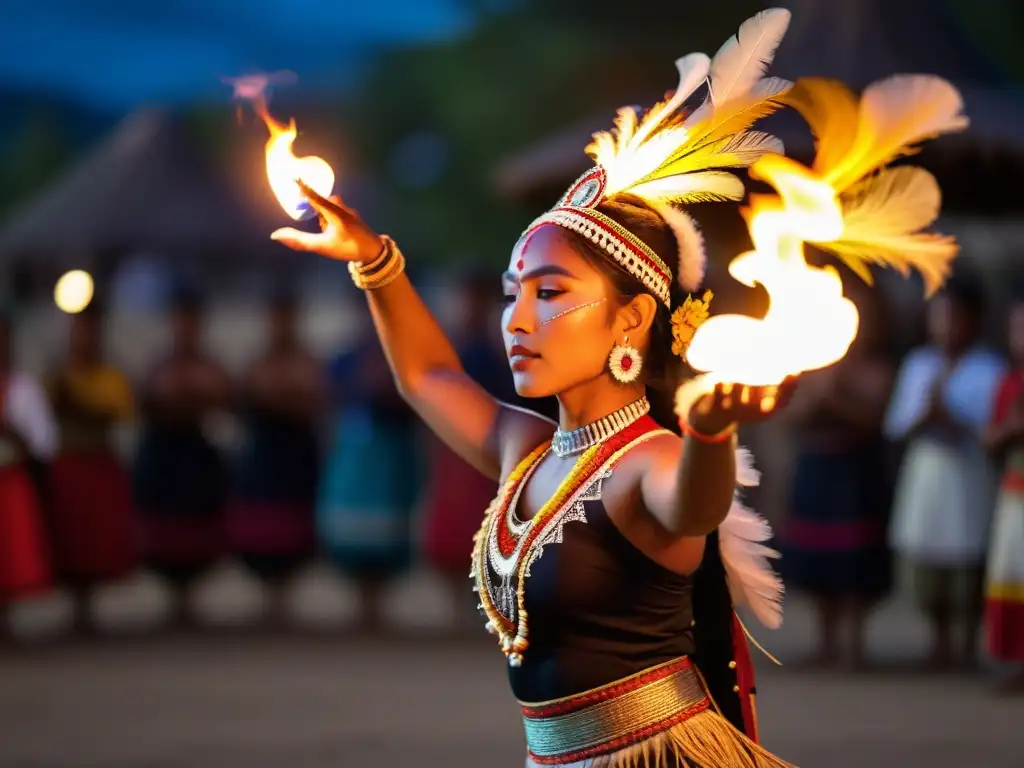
[[515, 226, 544, 272]]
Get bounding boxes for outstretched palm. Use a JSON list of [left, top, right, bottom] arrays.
[[270, 181, 382, 263]]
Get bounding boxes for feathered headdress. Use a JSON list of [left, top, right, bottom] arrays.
[[521, 8, 794, 306], [777, 75, 969, 296]]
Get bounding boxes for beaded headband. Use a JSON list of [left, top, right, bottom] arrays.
[[524, 167, 673, 307]]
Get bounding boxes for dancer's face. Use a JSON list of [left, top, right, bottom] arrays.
[[500, 225, 654, 399], [927, 294, 977, 355]]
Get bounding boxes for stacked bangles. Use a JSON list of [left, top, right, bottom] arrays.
[[348, 235, 406, 291]]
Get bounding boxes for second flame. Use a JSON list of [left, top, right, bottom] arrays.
[[685, 154, 859, 387]]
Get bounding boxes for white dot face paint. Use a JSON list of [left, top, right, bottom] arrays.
[[539, 298, 606, 326]]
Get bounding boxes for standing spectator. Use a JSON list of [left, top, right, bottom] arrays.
[[317, 334, 423, 632], [133, 288, 232, 628], [983, 298, 1024, 692], [47, 302, 137, 635], [227, 291, 324, 626], [781, 288, 894, 668], [886, 276, 1005, 667], [0, 313, 57, 640]]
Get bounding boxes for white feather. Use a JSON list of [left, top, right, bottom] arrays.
[[702, 130, 785, 168], [654, 204, 706, 292], [630, 170, 746, 203], [628, 53, 712, 153], [684, 75, 792, 128], [735, 445, 760, 487], [707, 8, 792, 107], [586, 11, 791, 210], [719, 446, 784, 629]]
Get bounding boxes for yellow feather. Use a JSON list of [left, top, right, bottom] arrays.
[[682, 90, 789, 155], [614, 107, 638, 156], [780, 77, 859, 175], [813, 164, 955, 297], [827, 75, 969, 191], [651, 131, 783, 181], [817, 234, 958, 298], [840, 166, 943, 235]]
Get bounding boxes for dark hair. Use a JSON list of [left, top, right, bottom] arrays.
[[564, 193, 689, 434]]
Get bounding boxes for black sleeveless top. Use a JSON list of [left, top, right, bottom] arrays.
[[474, 417, 756, 737], [507, 490, 695, 702]]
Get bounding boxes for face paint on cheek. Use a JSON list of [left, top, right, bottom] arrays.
[[539, 298, 607, 326]]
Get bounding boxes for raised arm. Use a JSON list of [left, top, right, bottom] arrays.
[[270, 187, 552, 480]]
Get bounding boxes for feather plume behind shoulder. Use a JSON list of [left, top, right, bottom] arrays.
[[719, 446, 784, 630]]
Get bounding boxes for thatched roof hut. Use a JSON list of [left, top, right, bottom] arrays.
[[0, 109, 294, 280]]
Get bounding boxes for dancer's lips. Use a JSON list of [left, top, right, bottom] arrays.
[[508, 344, 540, 370]]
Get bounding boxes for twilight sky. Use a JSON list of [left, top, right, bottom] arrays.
[[0, 0, 473, 110]]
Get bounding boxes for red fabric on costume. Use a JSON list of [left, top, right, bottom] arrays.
[[991, 371, 1024, 426], [0, 465, 52, 600], [49, 451, 138, 583], [987, 598, 1024, 661], [730, 612, 759, 742], [422, 440, 498, 573]]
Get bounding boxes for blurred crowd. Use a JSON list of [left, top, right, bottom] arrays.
[[1, 268, 1022, 695]]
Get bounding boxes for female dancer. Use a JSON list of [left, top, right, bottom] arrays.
[[318, 331, 423, 631], [48, 303, 137, 635], [0, 314, 57, 641], [983, 299, 1024, 692], [133, 288, 232, 628], [781, 285, 894, 668], [228, 291, 324, 626], [272, 10, 799, 765], [886, 276, 1004, 667]]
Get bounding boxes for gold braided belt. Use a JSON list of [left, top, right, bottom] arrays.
[[520, 657, 710, 765]]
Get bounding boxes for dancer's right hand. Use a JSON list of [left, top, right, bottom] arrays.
[[270, 181, 384, 263]]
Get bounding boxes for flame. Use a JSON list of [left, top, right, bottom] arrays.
[[260, 107, 334, 221], [674, 74, 966, 419], [678, 155, 859, 409]]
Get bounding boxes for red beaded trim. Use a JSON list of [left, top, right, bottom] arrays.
[[521, 656, 694, 718], [569, 208, 672, 284], [505, 416, 657, 594], [478, 416, 660, 630], [496, 514, 518, 558], [522, 210, 671, 289]]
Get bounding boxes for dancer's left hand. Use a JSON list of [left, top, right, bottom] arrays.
[[688, 376, 799, 435]]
